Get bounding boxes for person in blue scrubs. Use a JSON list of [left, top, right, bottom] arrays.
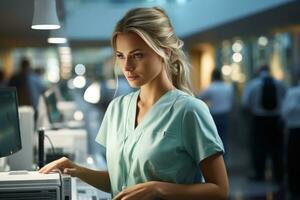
[[39, 7, 229, 200]]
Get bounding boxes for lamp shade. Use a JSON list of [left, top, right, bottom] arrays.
[[31, 0, 61, 30]]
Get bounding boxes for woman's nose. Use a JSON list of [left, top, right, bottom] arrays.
[[124, 57, 134, 71]]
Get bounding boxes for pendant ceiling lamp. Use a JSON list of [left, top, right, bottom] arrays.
[[31, 0, 61, 30]]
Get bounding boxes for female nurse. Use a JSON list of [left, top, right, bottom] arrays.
[[39, 7, 229, 200]]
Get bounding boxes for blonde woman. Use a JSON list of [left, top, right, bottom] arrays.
[[40, 7, 229, 200]]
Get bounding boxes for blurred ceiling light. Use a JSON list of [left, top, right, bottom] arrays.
[[48, 28, 68, 44], [73, 76, 86, 88], [84, 82, 101, 104], [232, 40, 243, 52], [73, 111, 84, 121], [48, 37, 67, 44], [232, 52, 243, 63], [86, 156, 94, 165], [75, 64, 86, 75], [258, 36, 268, 46], [221, 65, 232, 76], [31, 0, 61, 30]]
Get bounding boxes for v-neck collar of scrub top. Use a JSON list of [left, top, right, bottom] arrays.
[[126, 88, 179, 138]]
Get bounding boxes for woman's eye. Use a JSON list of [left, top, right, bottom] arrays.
[[133, 53, 143, 59], [116, 54, 124, 59]]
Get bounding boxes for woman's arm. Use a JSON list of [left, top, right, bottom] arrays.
[[156, 153, 228, 200], [114, 153, 228, 200], [76, 165, 111, 192], [39, 157, 111, 192]]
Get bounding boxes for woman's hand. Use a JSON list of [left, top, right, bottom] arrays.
[[113, 181, 159, 200], [39, 157, 80, 177]]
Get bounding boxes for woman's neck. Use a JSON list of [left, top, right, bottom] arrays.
[[139, 71, 174, 106]]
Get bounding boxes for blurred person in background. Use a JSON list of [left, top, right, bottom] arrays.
[[34, 66, 46, 77], [281, 70, 300, 199], [198, 68, 234, 151], [242, 64, 286, 183], [8, 57, 46, 117]]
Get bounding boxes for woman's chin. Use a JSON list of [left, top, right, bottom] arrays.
[[127, 80, 142, 88], [128, 83, 141, 88]]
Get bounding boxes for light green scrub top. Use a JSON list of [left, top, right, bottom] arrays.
[[96, 89, 224, 197]]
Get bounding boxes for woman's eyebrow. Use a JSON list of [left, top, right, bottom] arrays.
[[129, 49, 143, 53], [116, 49, 143, 54]]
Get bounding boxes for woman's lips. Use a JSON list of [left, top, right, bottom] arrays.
[[127, 75, 139, 81]]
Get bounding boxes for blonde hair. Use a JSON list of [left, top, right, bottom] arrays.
[[111, 7, 193, 95]]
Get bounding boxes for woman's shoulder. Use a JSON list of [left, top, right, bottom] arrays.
[[108, 91, 137, 109], [175, 90, 209, 113]]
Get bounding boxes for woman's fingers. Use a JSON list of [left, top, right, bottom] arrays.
[[38, 157, 71, 174], [39, 161, 59, 173]]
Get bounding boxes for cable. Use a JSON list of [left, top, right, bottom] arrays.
[[44, 134, 55, 155]]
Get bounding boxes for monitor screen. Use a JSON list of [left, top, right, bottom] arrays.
[[0, 88, 22, 157], [43, 89, 62, 124]]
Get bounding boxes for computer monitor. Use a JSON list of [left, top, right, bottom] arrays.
[[43, 89, 62, 124], [0, 88, 22, 157]]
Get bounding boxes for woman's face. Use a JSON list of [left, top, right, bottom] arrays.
[[115, 32, 164, 88]]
